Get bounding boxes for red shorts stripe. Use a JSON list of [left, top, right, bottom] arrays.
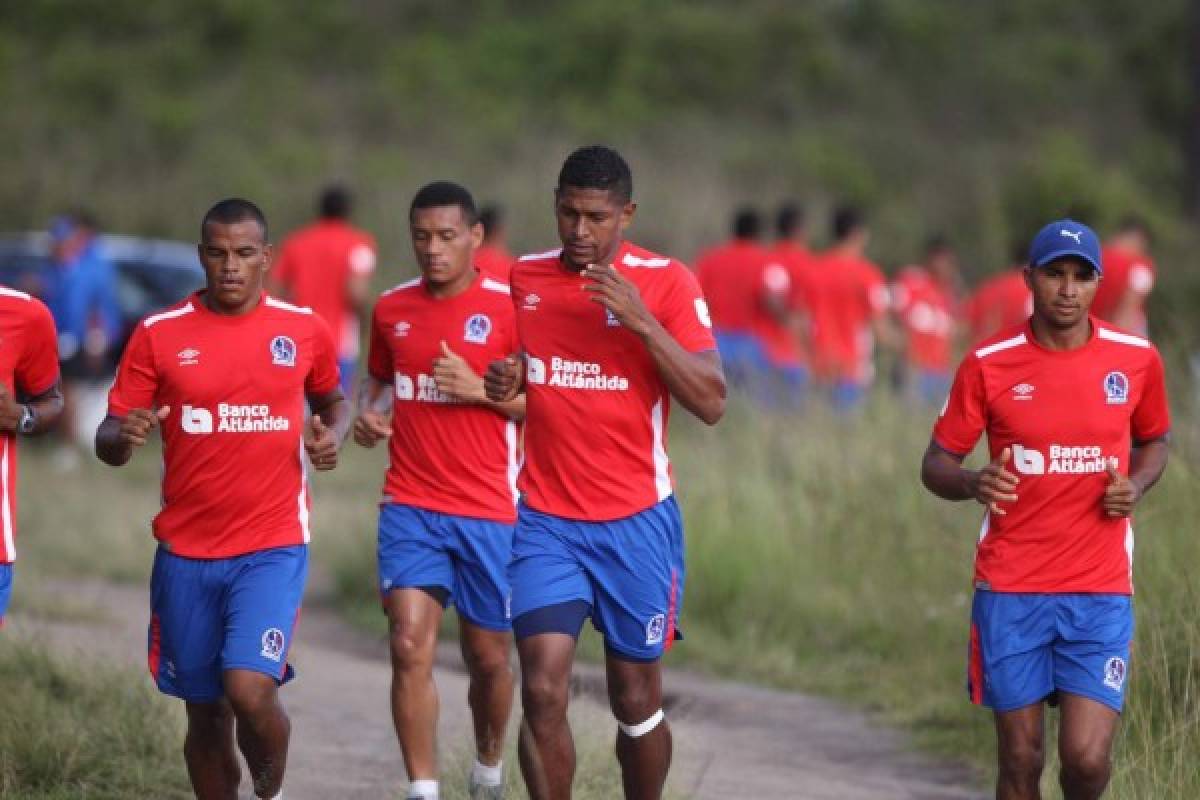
[[664, 568, 678, 653], [968, 621, 984, 705], [148, 613, 162, 678]]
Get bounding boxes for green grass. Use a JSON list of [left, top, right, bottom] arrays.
[[0, 639, 190, 799]]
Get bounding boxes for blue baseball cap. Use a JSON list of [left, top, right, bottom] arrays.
[[1028, 218, 1102, 274]]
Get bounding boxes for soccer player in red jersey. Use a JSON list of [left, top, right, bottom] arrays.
[[96, 199, 350, 800], [921, 219, 1170, 800], [271, 184, 377, 395], [1094, 216, 1155, 335], [485, 146, 725, 800], [475, 205, 516, 282], [805, 207, 894, 409], [0, 287, 63, 626], [354, 182, 525, 800], [964, 240, 1032, 344], [891, 236, 960, 404]]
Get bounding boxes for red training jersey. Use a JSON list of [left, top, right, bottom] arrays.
[[964, 269, 1031, 344], [273, 219, 377, 358], [0, 289, 60, 563], [892, 266, 956, 371], [805, 250, 890, 382], [932, 319, 1170, 594], [1093, 245, 1155, 335], [108, 293, 340, 559], [475, 244, 514, 283], [694, 239, 766, 334], [511, 241, 717, 521], [367, 271, 521, 523]]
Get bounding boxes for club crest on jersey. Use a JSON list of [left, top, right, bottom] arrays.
[[1104, 371, 1129, 405], [270, 335, 297, 367], [645, 613, 665, 646], [260, 628, 286, 662], [464, 314, 492, 344], [1103, 656, 1127, 691]]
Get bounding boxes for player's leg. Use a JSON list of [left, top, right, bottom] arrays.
[[509, 506, 594, 800], [606, 656, 671, 800], [994, 704, 1046, 800], [184, 698, 241, 799], [1056, 694, 1120, 800], [220, 544, 308, 799], [377, 503, 457, 797], [459, 621, 513, 789]]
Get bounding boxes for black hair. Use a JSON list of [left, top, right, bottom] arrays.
[[776, 203, 804, 238], [924, 234, 952, 256], [1115, 214, 1151, 241], [557, 145, 633, 203], [832, 205, 864, 242], [201, 197, 268, 242], [479, 205, 502, 238], [409, 181, 479, 225], [318, 184, 352, 219], [733, 207, 762, 239]]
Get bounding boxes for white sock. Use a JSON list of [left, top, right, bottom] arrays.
[[265, 792, 283, 800], [471, 758, 503, 786], [407, 778, 439, 799]]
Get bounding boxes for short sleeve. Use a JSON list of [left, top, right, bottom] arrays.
[[658, 264, 717, 353], [15, 300, 60, 396], [349, 241, 377, 276], [108, 323, 159, 416], [305, 315, 341, 395], [931, 355, 987, 456], [366, 303, 393, 383], [1132, 349, 1170, 443]]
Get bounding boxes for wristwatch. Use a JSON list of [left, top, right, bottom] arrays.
[[17, 404, 35, 435]]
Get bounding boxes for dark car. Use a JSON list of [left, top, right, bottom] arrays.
[[0, 232, 206, 369]]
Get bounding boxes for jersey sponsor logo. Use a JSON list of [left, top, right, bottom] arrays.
[[395, 374, 415, 400], [1012, 443, 1114, 475], [605, 307, 621, 327], [260, 628, 286, 662], [464, 313, 493, 344], [270, 335, 297, 367], [393, 321, 412, 338], [393, 372, 459, 404], [181, 403, 291, 434], [1104, 371, 1129, 405], [1012, 383, 1035, 401], [1103, 656, 1127, 691], [177, 348, 200, 366], [694, 298, 712, 329], [645, 613, 665, 645], [526, 356, 630, 391], [522, 293, 541, 311]]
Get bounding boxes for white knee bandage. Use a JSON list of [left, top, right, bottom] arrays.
[[618, 708, 664, 738]]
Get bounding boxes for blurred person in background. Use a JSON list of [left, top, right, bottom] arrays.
[[0, 284, 63, 627], [271, 183, 377, 397], [96, 198, 349, 800], [891, 235, 961, 405], [1093, 216, 1155, 335], [805, 206, 894, 410], [767, 202, 816, 408], [475, 204, 515, 282], [44, 212, 120, 461], [921, 219, 1170, 800], [963, 238, 1032, 344], [694, 208, 771, 393], [354, 181, 524, 800]]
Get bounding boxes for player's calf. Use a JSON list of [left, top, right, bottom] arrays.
[[184, 700, 241, 800], [224, 670, 291, 799]]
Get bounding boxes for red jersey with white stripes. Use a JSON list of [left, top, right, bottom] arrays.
[[108, 292, 340, 559], [366, 270, 521, 523], [1094, 245, 1156, 335], [511, 241, 717, 521], [805, 251, 890, 382], [892, 266, 956, 371], [933, 319, 1170, 593], [0, 289, 59, 563], [694, 239, 765, 334]]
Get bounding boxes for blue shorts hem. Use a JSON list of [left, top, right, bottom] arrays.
[[604, 642, 662, 664], [982, 688, 1055, 713], [456, 608, 512, 633], [154, 681, 223, 704], [222, 661, 294, 686], [1055, 686, 1125, 714]]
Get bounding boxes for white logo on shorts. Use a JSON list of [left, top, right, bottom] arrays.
[[645, 613, 665, 645], [261, 628, 286, 662], [1103, 656, 1127, 691]]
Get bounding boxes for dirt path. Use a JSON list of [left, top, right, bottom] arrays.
[[9, 578, 984, 799]]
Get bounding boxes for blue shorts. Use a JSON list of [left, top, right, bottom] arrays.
[[148, 545, 308, 703], [968, 591, 1133, 713], [377, 503, 513, 631], [0, 563, 11, 625], [510, 496, 685, 662], [337, 356, 357, 398]]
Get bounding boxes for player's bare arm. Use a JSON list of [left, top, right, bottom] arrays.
[[1103, 436, 1169, 518], [95, 407, 172, 467], [353, 374, 393, 448], [433, 340, 526, 419], [582, 263, 725, 425], [0, 378, 63, 435], [921, 442, 1019, 515], [305, 388, 349, 471], [484, 353, 525, 403]]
